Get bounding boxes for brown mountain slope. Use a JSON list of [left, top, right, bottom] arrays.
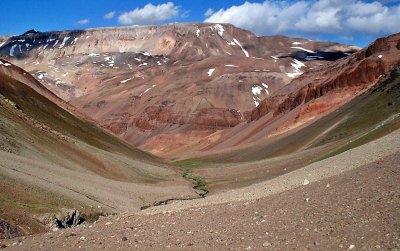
[[0, 24, 358, 156], [3, 128, 400, 250], [190, 33, 400, 158], [0, 60, 197, 237]]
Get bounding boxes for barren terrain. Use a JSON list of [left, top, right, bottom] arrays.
[[3, 128, 400, 250]]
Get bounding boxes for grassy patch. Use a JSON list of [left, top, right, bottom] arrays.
[[173, 159, 208, 194], [174, 159, 204, 169], [183, 170, 208, 194], [317, 119, 400, 162], [13, 202, 49, 210]]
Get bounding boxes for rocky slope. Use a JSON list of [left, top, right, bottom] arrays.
[[0, 23, 358, 156], [3, 129, 400, 250], [0, 60, 197, 237], [191, 33, 400, 157]]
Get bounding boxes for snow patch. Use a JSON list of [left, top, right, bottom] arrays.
[[233, 38, 249, 57], [120, 77, 134, 84], [0, 42, 5, 47], [89, 53, 100, 57], [290, 46, 315, 53], [253, 98, 260, 107], [287, 59, 306, 78], [138, 62, 148, 67], [251, 83, 269, 107], [214, 24, 225, 37], [225, 64, 239, 68], [378, 55, 383, 58], [0, 60, 11, 67], [207, 68, 215, 77], [261, 83, 269, 94], [10, 44, 17, 56], [140, 84, 156, 96], [252, 86, 263, 95], [286, 72, 302, 78], [196, 28, 200, 38], [291, 59, 306, 71], [292, 42, 303, 45]]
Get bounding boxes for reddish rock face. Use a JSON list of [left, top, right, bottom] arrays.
[[249, 33, 400, 124], [2, 23, 385, 157], [191, 108, 242, 129]]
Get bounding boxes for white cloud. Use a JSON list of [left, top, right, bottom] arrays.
[[77, 19, 90, 25], [205, 0, 400, 36], [204, 8, 214, 17], [118, 2, 179, 25], [104, 11, 116, 19]]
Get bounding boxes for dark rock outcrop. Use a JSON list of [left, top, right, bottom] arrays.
[[0, 218, 22, 239], [38, 209, 85, 230]]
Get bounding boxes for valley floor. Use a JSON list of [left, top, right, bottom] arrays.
[[2, 129, 400, 250]]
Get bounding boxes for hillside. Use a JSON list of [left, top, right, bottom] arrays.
[[174, 64, 400, 192], [185, 33, 400, 161], [0, 60, 197, 238], [0, 23, 358, 156], [3, 122, 400, 250]]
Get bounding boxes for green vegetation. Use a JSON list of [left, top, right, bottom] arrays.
[[13, 202, 49, 210], [174, 159, 204, 169], [312, 68, 400, 154], [182, 170, 208, 194], [174, 159, 208, 194]]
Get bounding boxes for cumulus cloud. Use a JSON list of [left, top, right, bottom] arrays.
[[204, 8, 215, 17], [104, 11, 116, 19], [118, 2, 179, 25], [77, 19, 90, 25], [205, 0, 400, 36]]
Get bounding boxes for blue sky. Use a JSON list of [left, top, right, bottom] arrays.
[[0, 0, 399, 47]]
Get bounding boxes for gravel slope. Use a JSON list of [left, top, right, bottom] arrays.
[[145, 128, 400, 213], [0, 150, 197, 213], [2, 129, 400, 250]]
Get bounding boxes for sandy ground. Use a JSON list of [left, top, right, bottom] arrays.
[[2, 129, 400, 250]]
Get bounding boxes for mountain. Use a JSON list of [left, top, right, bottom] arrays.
[[192, 33, 400, 159], [0, 23, 400, 249], [0, 23, 359, 157], [0, 59, 197, 237]]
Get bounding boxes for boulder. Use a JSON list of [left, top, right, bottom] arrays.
[[38, 209, 85, 229]]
